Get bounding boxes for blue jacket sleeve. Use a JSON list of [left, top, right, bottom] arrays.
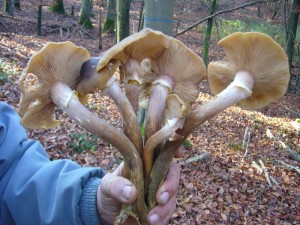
[[0, 102, 106, 225]]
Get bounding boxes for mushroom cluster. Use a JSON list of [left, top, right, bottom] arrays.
[[18, 30, 289, 225]]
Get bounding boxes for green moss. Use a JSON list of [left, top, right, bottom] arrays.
[[103, 19, 115, 33], [78, 17, 94, 29], [50, 0, 65, 14]]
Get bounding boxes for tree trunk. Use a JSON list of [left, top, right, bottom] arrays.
[[286, 0, 300, 92], [99, 1, 103, 50], [144, 0, 174, 35], [203, 0, 218, 66], [37, 4, 42, 36], [50, 0, 65, 14], [116, 0, 130, 42], [79, 0, 93, 29], [14, 0, 21, 10], [257, 3, 262, 17], [138, 0, 145, 31], [103, 0, 116, 33], [4, 0, 14, 16]]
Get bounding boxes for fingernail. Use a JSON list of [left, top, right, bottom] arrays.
[[121, 185, 133, 200], [160, 192, 170, 205], [149, 214, 159, 225]]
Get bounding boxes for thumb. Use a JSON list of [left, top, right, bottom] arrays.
[[100, 172, 138, 204]]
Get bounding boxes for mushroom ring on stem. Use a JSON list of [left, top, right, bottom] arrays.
[[77, 29, 171, 158], [18, 41, 148, 224], [141, 37, 207, 142], [149, 32, 290, 208]]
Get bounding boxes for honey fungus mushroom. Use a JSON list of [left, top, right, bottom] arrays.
[[208, 32, 290, 110], [141, 37, 206, 142], [148, 32, 290, 209], [18, 41, 148, 224]]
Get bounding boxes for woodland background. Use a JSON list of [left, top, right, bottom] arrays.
[[0, 0, 300, 224]]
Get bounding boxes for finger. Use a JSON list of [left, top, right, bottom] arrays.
[[147, 198, 176, 225], [100, 172, 137, 204], [156, 162, 181, 205], [111, 162, 124, 176]]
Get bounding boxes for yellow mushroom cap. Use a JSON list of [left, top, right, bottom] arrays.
[[18, 41, 90, 129], [142, 37, 207, 105], [208, 32, 290, 110], [96, 28, 169, 71], [77, 29, 169, 95]]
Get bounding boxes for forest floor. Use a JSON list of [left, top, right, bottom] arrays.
[[0, 1, 300, 224]]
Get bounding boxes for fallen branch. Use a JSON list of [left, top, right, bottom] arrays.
[[251, 160, 279, 187], [186, 152, 211, 163], [259, 159, 279, 187], [251, 161, 263, 174], [174, 0, 279, 37], [277, 160, 300, 174], [266, 129, 300, 163], [242, 126, 251, 160], [72, 22, 97, 40]]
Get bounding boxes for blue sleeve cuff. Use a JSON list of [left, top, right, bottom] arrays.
[[80, 177, 102, 225]]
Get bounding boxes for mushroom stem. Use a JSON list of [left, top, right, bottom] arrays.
[[183, 70, 254, 136], [50, 82, 148, 223], [79, 57, 143, 157], [124, 83, 141, 113], [145, 75, 174, 142], [148, 71, 254, 208], [105, 79, 143, 158], [143, 118, 179, 182], [124, 59, 143, 114]]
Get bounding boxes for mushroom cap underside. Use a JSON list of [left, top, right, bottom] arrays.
[[142, 37, 207, 105], [18, 41, 90, 129], [208, 32, 290, 110]]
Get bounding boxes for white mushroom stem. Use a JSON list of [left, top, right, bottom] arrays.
[[148, 71, 254, 208], [50, 82, 148, 222], [145, 75, 174, 142], [183, 70, 254, 136], [105, 78, 143, 158]]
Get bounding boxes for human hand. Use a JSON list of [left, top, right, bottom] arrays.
[[97, 162, 180, 225]]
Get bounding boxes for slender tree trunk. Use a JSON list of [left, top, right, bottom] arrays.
[[203, 0, 218, 66], [138, 0, 145, 31], [286, 0, 300, 92], [99, 1, 103, 50], [37, 4, 42, 36], [116, 0, 130, 42], [144, 0, 174, 35], [4, 0, 14, 16], [103, 0, 116, 33], [14, 0, 21, 10], [79, 0, 93, 29], [50, 0, 65, 14], [257, 3, 262, 17]]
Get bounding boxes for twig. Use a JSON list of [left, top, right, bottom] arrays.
[[266, 129, 300, 163], [251, 161, 263, 174], [186, 152, 211, 163], [174, 0, 279, 37], [72, 22, 97, 40], [259, 159, 279, 187], [277, 160, 300, 174], [252, 160, 279, 187], [242, 126, 251, 159]]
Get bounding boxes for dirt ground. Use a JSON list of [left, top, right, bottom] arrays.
[[0, 1, 299, 224]]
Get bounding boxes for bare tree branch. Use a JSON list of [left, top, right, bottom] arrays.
[[174, 0, 280, 37]]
